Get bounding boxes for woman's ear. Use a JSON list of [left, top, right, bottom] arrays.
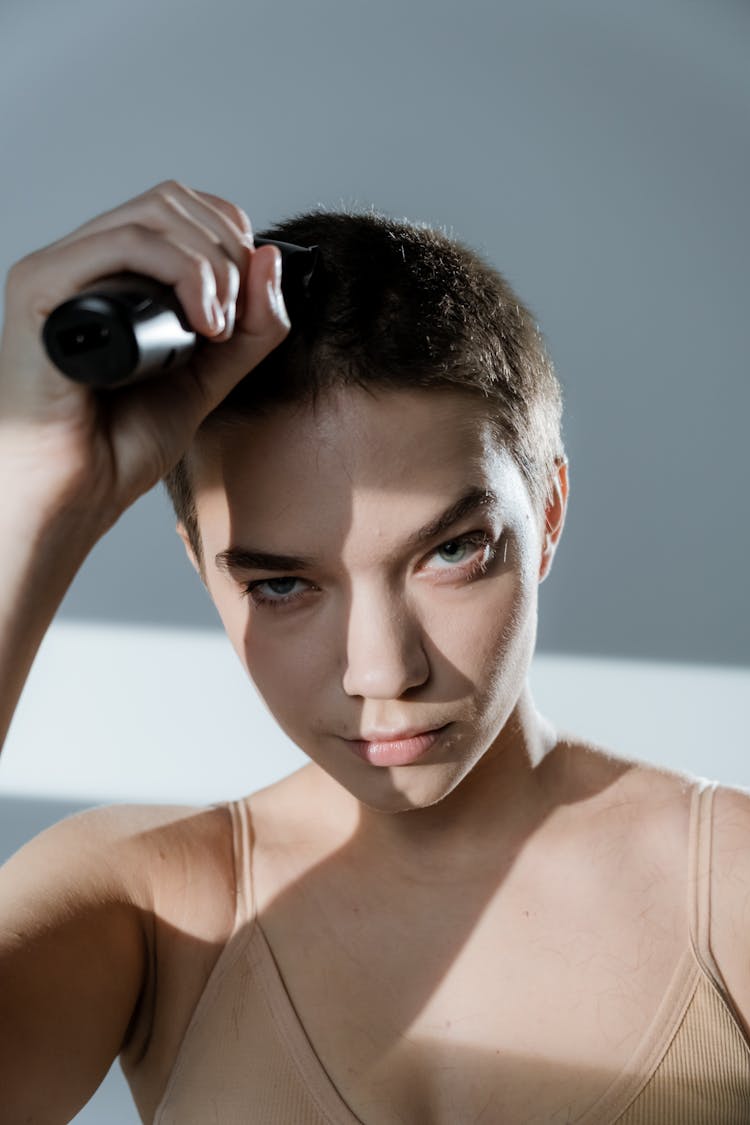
[[539, 458, 569, 583]]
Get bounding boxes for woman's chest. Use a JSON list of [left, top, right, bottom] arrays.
[[249, 834, 689, 1125]]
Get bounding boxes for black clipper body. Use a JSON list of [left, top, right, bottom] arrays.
[[41, 238, 319, 390]]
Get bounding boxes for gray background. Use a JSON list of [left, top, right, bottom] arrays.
[[2, 0, 748, 668], [1, 0, 748, 1121]]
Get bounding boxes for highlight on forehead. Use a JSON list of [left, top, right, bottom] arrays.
[[214, 485, 499, 576]]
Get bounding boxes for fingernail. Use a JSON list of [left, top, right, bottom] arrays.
[[210, 296, 225, 333], [267, 279, 290, 329], [275, 255, 290, 326], [272, 245, 283, 294]]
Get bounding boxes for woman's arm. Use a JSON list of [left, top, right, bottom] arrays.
[[0, 462, 109, 756], [0, 180, 288, 1120], [0, 804, 150, 1124]]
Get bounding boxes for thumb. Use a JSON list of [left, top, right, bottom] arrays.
[[104, 244, 291, 495], [184, 243, 290, 417]]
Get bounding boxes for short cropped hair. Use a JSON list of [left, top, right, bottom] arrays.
[[162, 209, 565, 578]]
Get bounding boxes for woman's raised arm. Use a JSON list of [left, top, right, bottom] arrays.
[[0, 180, 289, 1120]]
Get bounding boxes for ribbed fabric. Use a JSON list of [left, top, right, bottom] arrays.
[[149, 777, 750, 1124], [577, 778, 750, 1124]]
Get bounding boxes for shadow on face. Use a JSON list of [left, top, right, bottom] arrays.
[[177, 386, 568, 832]]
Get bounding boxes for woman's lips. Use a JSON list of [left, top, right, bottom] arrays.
[[345, 725, 449, 767]]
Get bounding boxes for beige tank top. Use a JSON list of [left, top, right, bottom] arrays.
[[148, 778, 750, 1123]]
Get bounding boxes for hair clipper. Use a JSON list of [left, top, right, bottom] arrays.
[[41, 238, 318, 390]]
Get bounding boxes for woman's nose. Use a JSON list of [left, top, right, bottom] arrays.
[[341, 588, 429, 699]]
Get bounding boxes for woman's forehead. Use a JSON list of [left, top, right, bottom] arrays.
[[196, 386, 509, 491], [191, 388, 532, 559]]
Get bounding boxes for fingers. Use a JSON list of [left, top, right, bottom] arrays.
[[239, 242, 290, 335], [104, 241, 290, 486], [11, 225, 226, 339], [7, 180, 291, 416], [193, 190, 253, 237], [181, 242, 290, 418], [0, 181, 293, 521], [40, 181, 255, 338], [52, 181, 251, 257]]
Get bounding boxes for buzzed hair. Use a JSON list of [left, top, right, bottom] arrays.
[[162, 208, 565, 578]]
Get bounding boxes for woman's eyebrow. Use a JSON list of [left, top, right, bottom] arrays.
[[215, 546, 316, 575], [214, 486, 499, 575], [403, 485, 498, 550]]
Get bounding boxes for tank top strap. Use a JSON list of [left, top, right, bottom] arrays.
[[688, 776, 732, 997], [223, 796, 258, 934]]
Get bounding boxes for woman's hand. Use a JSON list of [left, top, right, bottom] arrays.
[[0, 179, 290, 529]]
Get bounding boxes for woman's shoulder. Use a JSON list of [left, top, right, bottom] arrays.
[[17, 799, 241, 973], [0, 799, 231, 907], [110, 800, 239, 1078], [554, 734, 735, 811], [561, 740, 750, 1007], [38, 799, 237, 909], [113, 770, 325, 916], [0, 799, 232, 1113]]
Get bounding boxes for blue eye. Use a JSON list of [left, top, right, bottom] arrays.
[[241, 576, 310, 609], [262, 578, 298, 596], [434, 539, 473, 564], [241, 530, 500, 611], [427, 531, 495, 572]]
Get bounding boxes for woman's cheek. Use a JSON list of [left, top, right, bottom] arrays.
[[244, 622, 328, 701], [428, 587, 514, 680]]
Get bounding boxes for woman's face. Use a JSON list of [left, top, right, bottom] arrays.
[[182, 386, 561, 814]]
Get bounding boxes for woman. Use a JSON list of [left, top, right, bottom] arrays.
[[1, 181, 749, 1124]]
